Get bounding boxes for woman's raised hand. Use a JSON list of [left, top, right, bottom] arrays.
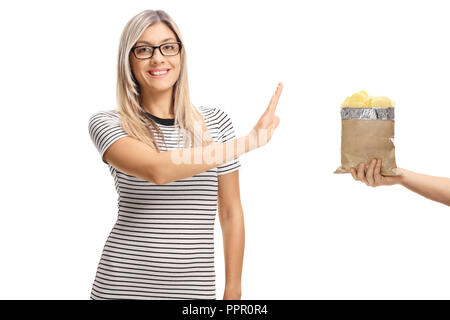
[[248, 82, 283, 150], [350, 158, 403, 187]]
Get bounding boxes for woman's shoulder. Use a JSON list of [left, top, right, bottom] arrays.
[[88, 109, 123, 134], [89, 109, 120, 120], [198, 105, 217, 117], [88, 109, 121, 126], [198, 105, 232, 122], [198, 106, 238, 142]]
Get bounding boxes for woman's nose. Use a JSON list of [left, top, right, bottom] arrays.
[[151, 48, 165, 62]]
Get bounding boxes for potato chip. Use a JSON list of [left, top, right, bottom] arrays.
[[342, 90, 394, 108], [342, 90, 369, 108], [368, 96, 394, 108]]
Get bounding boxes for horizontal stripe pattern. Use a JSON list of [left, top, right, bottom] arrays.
[[87, 106, 241, 300]]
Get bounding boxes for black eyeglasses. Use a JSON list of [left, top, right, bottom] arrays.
[[131, 42, 182, 60]]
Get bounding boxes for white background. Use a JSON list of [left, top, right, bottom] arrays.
[[1, 0, 449, 299]]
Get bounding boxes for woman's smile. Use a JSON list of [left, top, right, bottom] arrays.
[[147, 68, 171, 78]]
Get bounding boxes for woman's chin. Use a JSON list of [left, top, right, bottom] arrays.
[[146, 82, 174, 92]]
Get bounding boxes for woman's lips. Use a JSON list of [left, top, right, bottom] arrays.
[[147, 69, 170, 78]]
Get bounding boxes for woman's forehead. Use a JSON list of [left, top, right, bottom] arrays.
[[136, 23, 177, 45], [136, 37, 176, 46]]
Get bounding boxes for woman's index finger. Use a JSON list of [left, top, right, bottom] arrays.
[[269, 82, 283, 113]]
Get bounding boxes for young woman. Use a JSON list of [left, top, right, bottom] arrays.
[[88, 10, 282, 300], [350, 159, 450, 206]]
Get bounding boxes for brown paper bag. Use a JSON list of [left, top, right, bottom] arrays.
[[335, 109, 400, 176]]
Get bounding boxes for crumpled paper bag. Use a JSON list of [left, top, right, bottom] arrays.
[[335, 90, 400, 176]]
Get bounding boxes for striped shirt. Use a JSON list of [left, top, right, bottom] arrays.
[[87, 106, 241, 300]]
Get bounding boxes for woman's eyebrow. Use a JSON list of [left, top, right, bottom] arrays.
[[136, 37, 176, 45]]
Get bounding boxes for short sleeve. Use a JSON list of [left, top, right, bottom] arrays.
[[88, 110, 129, 165], [215, 108, 242, 175]]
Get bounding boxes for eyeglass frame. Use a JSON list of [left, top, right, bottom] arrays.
[[130, 41, 182, 60]]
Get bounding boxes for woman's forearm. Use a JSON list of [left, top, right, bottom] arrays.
[[397, 168, 450, 206], [219, 211, 245, 288], [154, 135, 252, 184]]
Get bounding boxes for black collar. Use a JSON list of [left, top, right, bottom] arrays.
[[144, 111, 175, 126]]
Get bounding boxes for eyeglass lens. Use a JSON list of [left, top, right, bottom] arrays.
[[134, 43, 180, 59]]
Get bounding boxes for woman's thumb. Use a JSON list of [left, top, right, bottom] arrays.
[[273, 116, 280, 129]]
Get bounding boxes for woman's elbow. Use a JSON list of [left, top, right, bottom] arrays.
[[149, 172, 166, 185], [146, 167, 167, 185], [150, 168, 174, 185], [152, 175, 166, 185]]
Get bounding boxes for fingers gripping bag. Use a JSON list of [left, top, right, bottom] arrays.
[[334, 90, 400, 176]]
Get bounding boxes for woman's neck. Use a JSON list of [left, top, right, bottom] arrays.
[[140, 87, 175, 118]]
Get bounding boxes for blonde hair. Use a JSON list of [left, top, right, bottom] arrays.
[[116, 9, 214, 151]]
